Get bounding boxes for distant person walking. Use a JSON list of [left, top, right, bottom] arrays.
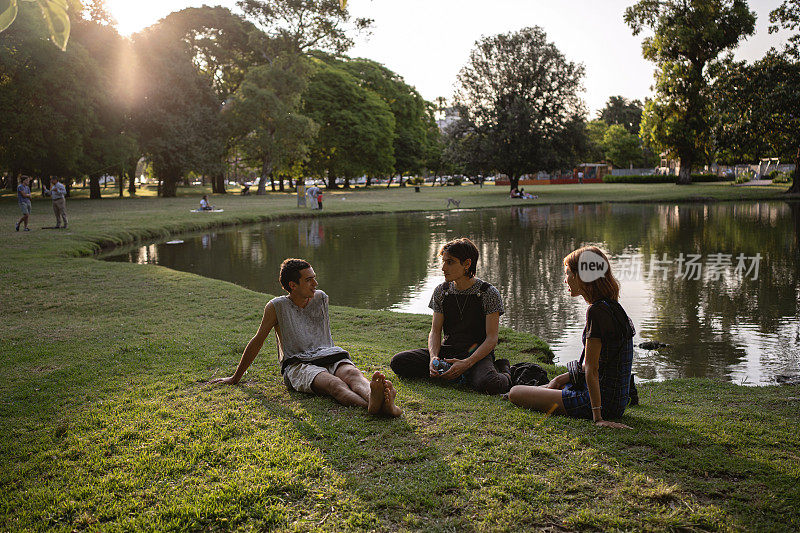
[[44, 177, 68, 229], [15, 176, 32, 232]]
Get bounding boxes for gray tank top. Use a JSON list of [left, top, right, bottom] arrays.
[[270, 291, 348, 366]]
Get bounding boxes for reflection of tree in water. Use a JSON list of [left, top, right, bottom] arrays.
[[637, 202, 799, 380]]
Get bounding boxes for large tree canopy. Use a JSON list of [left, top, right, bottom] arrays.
[[303, 62, 395, 188], [626, 0, 756, 184], [331, 56, 429, 177], [132, 20, 224, 197], [226, 53, 317, 194], [453, 26, 586, 191], [599, 96, 643, 135], [0, 3, 100, 186]]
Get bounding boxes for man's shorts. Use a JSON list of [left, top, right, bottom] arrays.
[[19, 201, 31, 215], [283, 358, 355, 393]]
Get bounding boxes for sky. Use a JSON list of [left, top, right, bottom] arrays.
[[106, 0, 791, 115]]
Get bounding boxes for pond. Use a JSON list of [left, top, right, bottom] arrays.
[[103, 201, 800, 385]]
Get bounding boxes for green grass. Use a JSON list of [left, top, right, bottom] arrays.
[[1, 185, 798, 531]]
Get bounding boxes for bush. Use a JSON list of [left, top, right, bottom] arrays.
[[602, 173, 730, 184], [772, 171, 792, 184], [405, 176, 424, 186]]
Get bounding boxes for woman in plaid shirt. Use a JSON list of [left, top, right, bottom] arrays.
[[508, 246, 634, 429]]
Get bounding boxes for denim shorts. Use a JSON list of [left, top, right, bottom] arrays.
[[561, 383, 627, 420]]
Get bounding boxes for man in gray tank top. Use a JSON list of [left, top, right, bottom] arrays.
[[212, 258, 402, 417]]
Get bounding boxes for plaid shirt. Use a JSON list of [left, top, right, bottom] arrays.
[[583, 300, 635, 417]]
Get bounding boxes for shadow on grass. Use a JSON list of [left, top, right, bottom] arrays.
[[237, 381, 466, 531]]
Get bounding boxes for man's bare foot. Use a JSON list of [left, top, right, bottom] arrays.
[[381, 379, 403, 417], [368, 371, 385, 414]]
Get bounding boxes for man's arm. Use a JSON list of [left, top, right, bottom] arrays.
[[440, 312, 499, 379], [211, 302, 277, 384]]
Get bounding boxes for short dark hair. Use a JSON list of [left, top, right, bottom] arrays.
[[279, 258, 311, 292], [440, 238, 478, 278]]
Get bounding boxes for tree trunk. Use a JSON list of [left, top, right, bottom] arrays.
[[386, 175, 394, 188], [64, 182, 71, 197], [270, 172, 276, 192], [128, 160, 138, 196], [366, 176, 372, 187], [326, 169, 338, 189], [343, 177, 351, 189], [215, 174, 227, 194], [508, 175, 520, 193], [788, 146, 800, 195], [257, 158, 271, 195], [89, 176, 101, 199], [118, 168, 124, 198], [676, 154, 693, 185], [287, 175, 293, 189], [161, 177, 178, 197], [279, 174, 285, 192]]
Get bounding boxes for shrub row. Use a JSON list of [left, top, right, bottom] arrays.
[[603, 173, 731, 184]]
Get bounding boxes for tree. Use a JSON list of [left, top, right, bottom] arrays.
[[132, 21, 225, 197], [599, 96, 643, 134], [236, 0, 370, 55], [769, 0, 800, 194], [70, 11, 140, 198], [603, 124, 642, 168], [584, 119, 609, 163], [303, 62, 395, 188], [153, 6, 260, 194], [713, 53, 800, 192], [226, 53, 318, 195], [626, 0, 756, 184], [453, 27, 587, 192], [331, 56, 429, 178], [0, 2, 98, 189]]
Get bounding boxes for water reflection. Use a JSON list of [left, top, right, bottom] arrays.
[[105, 201, 800, 384]]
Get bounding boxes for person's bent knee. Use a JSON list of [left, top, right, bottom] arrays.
[[474, 374, 511, 396], [390, 352, 416, 377]]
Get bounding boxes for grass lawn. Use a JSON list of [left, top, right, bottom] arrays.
[[1, 185, 799, 531]]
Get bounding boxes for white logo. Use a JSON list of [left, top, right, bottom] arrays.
[[578, 250, 609, 283]]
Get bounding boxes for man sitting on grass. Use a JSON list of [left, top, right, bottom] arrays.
[[212, 258, 402, 417]]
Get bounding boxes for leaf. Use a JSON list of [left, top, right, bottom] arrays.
[[0, 0, 18, 33], [38, 0, 70, 51], [339, 0, 346, 9]]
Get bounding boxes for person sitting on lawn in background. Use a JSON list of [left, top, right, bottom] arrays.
[[211, 258, 402, 417], [507, 246, 634, 429], [390, 238, 512, 395], [200, 195, 214, 211]]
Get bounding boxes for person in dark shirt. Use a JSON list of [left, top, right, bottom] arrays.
[[508, 246, 634, 429], [390, 237, 512, 395]]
